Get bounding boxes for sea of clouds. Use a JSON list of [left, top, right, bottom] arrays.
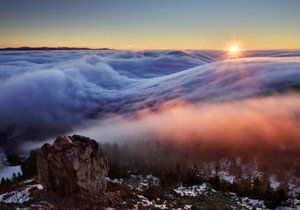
[[0, 50, 300, 152]]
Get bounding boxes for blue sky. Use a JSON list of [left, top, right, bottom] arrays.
[[0, 0, 300, 49]]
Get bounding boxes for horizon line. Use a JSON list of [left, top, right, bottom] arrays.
[[1, 46, 300, 51]]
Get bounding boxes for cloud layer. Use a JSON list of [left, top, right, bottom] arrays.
[[76, 94, 300, 149], [0, 50, 300, 151]]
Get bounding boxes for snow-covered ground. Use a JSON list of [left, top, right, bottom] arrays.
[[0, 182, 43, 204], [174, 182, 267, 209], [286, 173, 300, 197], [174, 183, 209, 197], [0, 147, 22, 180], [0, 147, 20, 180], [200, 158, 300, 199], [108, 173, 299, 209], [108, 174, 159, 191], [238, 197, 266, 209], [0, 175, 298, 209], [137, 195, 168, 209], [269, 175, 280, 189]]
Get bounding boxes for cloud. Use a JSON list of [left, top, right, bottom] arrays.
[[75, 94, 300, 150], [0, 50, 300, 151]]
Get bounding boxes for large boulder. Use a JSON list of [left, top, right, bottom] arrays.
[[37, 135, 109, 198]]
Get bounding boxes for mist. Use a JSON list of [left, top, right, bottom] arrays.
[[0, 50, 300, 152], [75, 93, 300, 150]]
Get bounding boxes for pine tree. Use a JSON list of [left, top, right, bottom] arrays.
[[17, 171, 22, 180], [12, 173, 17, 181], [251, 177, 262, 197], [0, 177, 5, 185], [0, 177, 8, 194]]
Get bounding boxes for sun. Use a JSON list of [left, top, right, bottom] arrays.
[[229, 45, 240, 54], [226, 44, 242, 58]]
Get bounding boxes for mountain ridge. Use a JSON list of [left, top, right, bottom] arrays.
[[0, 47, 112, 51]]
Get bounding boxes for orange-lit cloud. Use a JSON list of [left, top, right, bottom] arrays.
[[77, 94, 300, 150]]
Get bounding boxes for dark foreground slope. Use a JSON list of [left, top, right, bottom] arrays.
[[0, 135, 299, 209]]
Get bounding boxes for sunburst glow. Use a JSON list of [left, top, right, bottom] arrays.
[[226, 44, 242, 58], [229, 45, 240, 54]]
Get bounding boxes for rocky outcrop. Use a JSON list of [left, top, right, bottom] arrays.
[[37, 135, 109, 198]]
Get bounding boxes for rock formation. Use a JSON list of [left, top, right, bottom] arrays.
[[37, 135, 109, 198]]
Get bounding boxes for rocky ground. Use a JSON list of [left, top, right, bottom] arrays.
[[0, 135, 299, 209], [0, 175, 299, 209]]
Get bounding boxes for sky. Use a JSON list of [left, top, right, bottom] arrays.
[[0, 0, 300, 50]]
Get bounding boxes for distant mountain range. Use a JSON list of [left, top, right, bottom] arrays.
[[0, 47, 112, 51]]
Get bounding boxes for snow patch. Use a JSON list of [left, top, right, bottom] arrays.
[[269, 175, 280, 190], [174, 183, 208, 197], [238, 197, 266, 209], [217, 171, 235, 184], [137, 195, 167, 209], [108, 174, 159, 191], [287, 175, 300, 197], [0, 184, 43, 203]]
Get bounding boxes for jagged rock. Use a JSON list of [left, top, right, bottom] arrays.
[[37, 135, 109, 198]]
